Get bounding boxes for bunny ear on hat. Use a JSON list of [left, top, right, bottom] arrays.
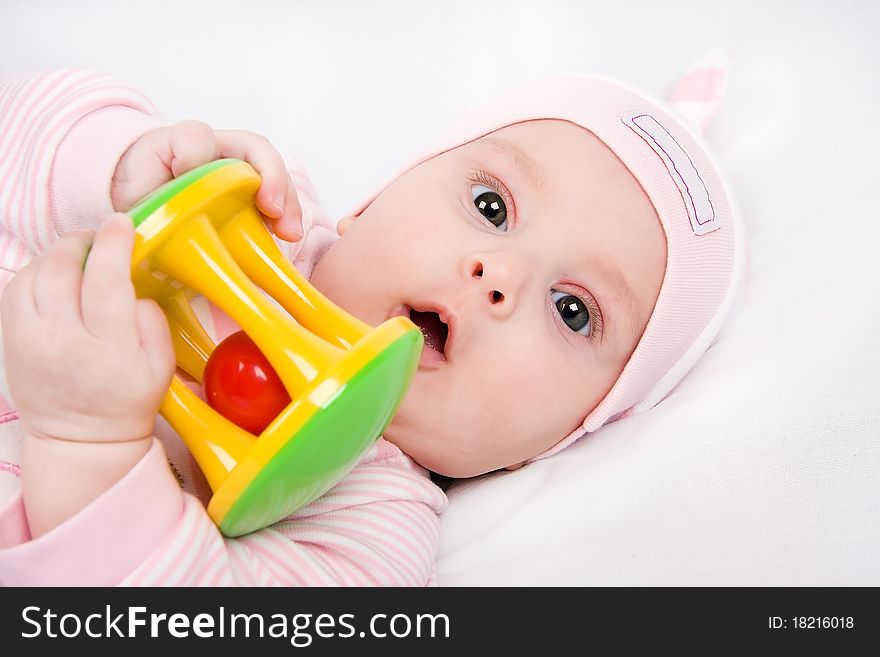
[[667, 47, 730, 133]]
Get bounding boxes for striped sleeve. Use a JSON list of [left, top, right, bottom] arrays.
[[0, 69, 165, 290], [0, 431, 446, 586], [121, 439, 448, 586]]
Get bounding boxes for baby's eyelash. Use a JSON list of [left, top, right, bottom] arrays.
[[582, 294, 604, 340], [466, 169, 516, 221], [554, 287, 604, 342]]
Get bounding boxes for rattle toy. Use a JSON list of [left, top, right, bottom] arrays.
[[126, 158, 423, 537]]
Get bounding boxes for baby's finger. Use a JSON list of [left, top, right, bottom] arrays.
[[134, 298, 175, 387], [214, 129, 292, 220], [80, 214, 138, 340], [30, 231, 95, 322], [270, 180, 305, 242], [167, 120, 219, 178]]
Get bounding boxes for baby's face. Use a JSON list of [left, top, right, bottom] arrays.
[[310, 119, 666, 477]]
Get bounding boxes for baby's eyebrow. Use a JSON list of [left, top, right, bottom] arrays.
[[589, 258, 639, 345], [476, 137, 549, 195]]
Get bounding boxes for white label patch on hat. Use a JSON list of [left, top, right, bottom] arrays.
[[623, 114, 720, 236]]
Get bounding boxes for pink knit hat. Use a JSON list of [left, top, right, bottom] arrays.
[[351, 49, 748, 461]]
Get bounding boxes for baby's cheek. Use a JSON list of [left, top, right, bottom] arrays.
[[503, 348, 581, 420]]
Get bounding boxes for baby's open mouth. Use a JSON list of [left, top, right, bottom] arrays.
[[408, 306, 449, 361]]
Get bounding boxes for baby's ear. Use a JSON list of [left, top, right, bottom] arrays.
[[667, 47, 730, 133], [336, 215, 356, 236]]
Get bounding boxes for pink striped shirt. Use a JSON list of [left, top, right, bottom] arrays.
[[0, 69, 447, 586]]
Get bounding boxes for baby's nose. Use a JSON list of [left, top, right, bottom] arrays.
[[462, 252, 526, 310]]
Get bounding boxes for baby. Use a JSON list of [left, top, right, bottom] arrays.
[[0, 55, 745, 585]]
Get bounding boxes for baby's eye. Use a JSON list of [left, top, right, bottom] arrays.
[[471, 184, 508, 231], [551, 290, 591, 336]]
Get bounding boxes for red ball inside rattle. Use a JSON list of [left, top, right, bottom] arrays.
[[204, 330, 292, 435]]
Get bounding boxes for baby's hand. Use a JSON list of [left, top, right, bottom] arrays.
[[111, 121, 304, 241], [0, 214, 176, 444]]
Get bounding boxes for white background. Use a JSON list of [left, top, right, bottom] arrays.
[[2, 0, 875, 224]]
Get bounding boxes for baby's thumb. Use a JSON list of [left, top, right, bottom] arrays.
[[134, 298, 176, 389]]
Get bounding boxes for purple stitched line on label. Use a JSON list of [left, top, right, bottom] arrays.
[[626, 114, 716, 229]]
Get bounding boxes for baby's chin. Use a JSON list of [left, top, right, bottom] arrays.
[[380, 423, 492, 479], [381, 416, 446, 473]]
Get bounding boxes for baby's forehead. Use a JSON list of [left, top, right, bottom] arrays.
[[466, 133, 552, 195], [459, 121, 646, 211]]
